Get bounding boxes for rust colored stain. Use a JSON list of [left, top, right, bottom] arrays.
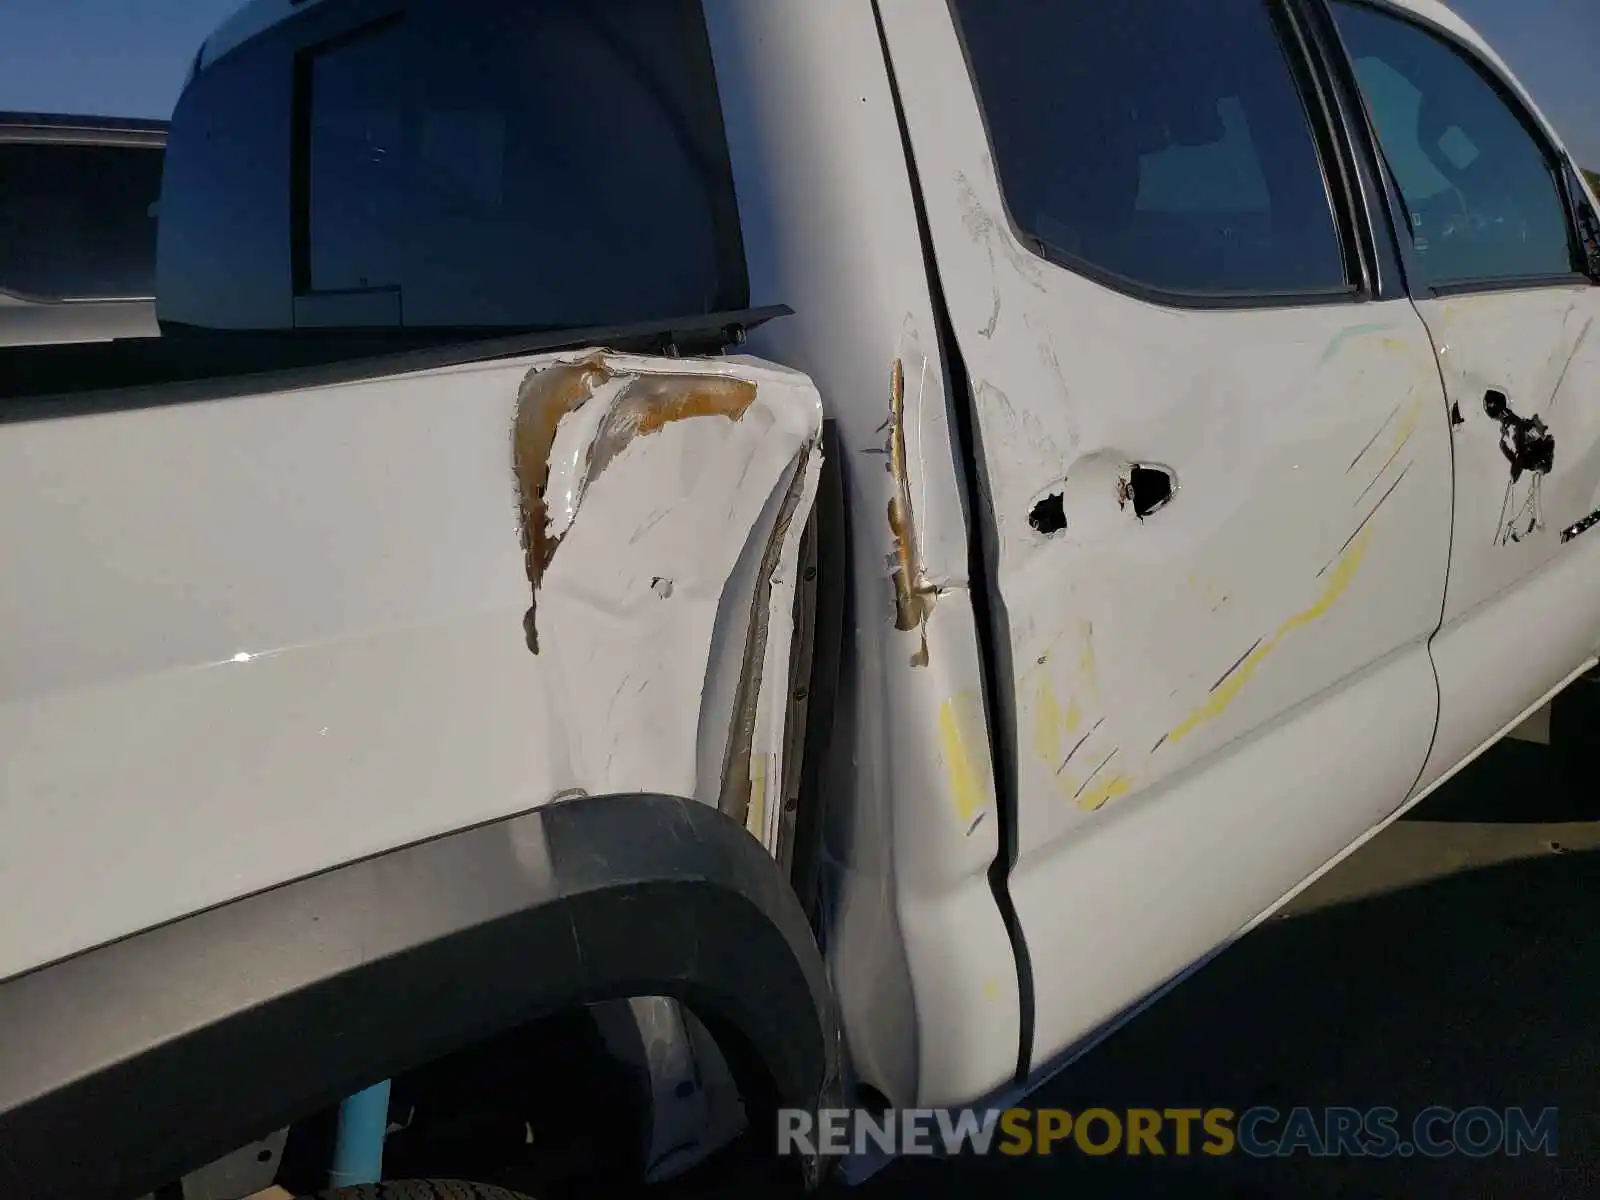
[[886, 358, 933, 663], [512, 359, 759, 654], [587, 373, 757, 483], [513, 355, 613, 652]]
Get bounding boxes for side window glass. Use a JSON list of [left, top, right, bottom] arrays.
[[0, 143, 163, 301], [1329, 1, 1576, 288], [305, 20, 408, 296], [293, 0, 746, 331], [949, 0, 1349, 298]]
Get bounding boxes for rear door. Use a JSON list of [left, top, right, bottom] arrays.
[[1325, 0, 1600, 787], [879, 0, 1455, 1071]]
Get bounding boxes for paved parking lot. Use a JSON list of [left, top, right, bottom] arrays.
[[852, 676, 1600, 1198]]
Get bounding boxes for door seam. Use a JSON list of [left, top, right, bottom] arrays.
[[868, 0, 1036, 1086]]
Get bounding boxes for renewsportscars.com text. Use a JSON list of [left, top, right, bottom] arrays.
[[779, 1105, 1559, 1159]]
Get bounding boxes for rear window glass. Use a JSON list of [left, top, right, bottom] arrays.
[[293, 0, 746, 329], [0, 142, 163, 300], [950, 0, 1349, 298]]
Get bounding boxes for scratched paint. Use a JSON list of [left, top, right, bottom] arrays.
[[1076, 772, 1133, 813], [1062, 696, 1083, 735], [584, 374, 758, 493], [529, 350, 824, 820], [1317, 322, 1393, 367], [1077, 620, 1100, 704], [1166, 524, 1375, 746], [1356, 393, 1424, 502], [514, 357, 761, 654], [511, 354, 612, 652], [748, 752, 771, 845], [1033, 674, 1066, 764], [938, 690, 991, 826]]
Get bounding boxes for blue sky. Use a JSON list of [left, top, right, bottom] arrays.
[[0, 0, 1596, 167]]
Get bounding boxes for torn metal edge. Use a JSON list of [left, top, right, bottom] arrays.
[[717, 445, 824, 843], [512, 354, 613, 653], [512, 353, 760, 654], [774, 497, 822, 875], [886, 358, 935, 665]]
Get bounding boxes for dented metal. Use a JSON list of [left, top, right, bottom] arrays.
[[514, 351, 823, 836], [513, 359, 764, 654]]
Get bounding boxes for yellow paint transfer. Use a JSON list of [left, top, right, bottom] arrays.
[[1166, 524, 1375, 746], [938, 691, 990, 825], [1033, 675, 1065, 764], [747, 752, 770, 842], [1076, 772, 1133, 812], [1078, 620, 1100, 703]]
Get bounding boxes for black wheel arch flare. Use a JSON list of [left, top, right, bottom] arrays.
[[0, 793, 841, 1200]]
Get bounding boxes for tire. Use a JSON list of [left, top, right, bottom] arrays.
[[303, 1183, 535, 1200]]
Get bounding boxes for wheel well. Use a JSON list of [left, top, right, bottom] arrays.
[[275, 1006, 653, 1196], [0, 794, 839, 1200]]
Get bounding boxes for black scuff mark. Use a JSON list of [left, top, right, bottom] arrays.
[[980, 292, 1001, 339], [967, 811, 987, 837], [1149, 732, 1170, 754], [1072, 749, 1118, 802], [1354, 431, 1415, 508], [1320, 463, 1413, 577], [1487, 391, 1556, 545], [1346, 401, 1402, 473], [1211, 638, 1263, 693], [1055, 716, 1106, 777], [628, 506, 674, 545], [1029, 492, 1067, 535], [1544, 315, 1594, 419], [1561, 509, 1600, 545]]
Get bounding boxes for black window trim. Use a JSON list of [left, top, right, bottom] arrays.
[[940, 0, 1372, 312], [1316, 0, 1595, 300], [1276, 0, 1381, 299], [1282, 0, 1410, 301]]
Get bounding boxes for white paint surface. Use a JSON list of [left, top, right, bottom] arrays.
[[531, 352, 823, 811], [7, 0, 1600, 1160], [707, 0, 1021, 1108], [879, 0, 1458, 1075], [0, 350, 823, 983]]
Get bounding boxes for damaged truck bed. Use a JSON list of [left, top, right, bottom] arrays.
[[513, 349, 824, 852]]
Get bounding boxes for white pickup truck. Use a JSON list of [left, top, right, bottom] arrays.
[[2, 0, 1598, 1197]]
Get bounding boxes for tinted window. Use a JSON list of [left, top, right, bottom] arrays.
[[0, 143, 163, 300], [951, 0, 1348, 298], [306, 20, 407, 294], [1330, 1, 1575, 286], [296, 0, 745, 329], [157, 30, 297, 332]]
